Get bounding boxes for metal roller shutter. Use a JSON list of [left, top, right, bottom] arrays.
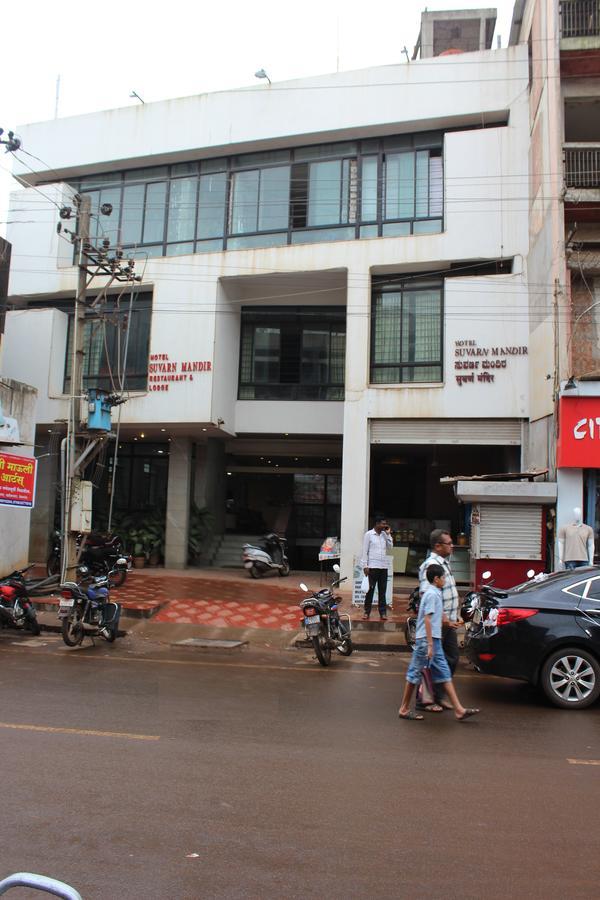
[[477, 504, 542, 560], [370, 419, 522, 445]]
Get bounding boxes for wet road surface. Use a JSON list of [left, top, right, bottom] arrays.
[[1, 633, 600, 899]]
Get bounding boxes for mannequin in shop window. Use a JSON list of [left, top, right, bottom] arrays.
[[558, 507, 595, 570]]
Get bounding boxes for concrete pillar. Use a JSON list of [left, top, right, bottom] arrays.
[[29, 430, 59, 563], [165, 437, 192, 569], [194, 438, 226, 535], [340, 269, 371, 580]]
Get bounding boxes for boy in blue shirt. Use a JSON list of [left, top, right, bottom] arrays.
[[398, 564, 480, 722]]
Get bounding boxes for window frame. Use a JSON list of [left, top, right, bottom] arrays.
[[237, 307, 346, 401], [370, 279, 444, 385]]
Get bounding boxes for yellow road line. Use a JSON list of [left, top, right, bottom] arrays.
[[567, 758, 600, 766], [0, 721, 159, 741]]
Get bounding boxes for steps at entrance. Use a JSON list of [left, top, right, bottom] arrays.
[[212, 534, 262, 568]]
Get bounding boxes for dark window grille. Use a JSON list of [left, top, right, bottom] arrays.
[[560, 1, 600, 38]]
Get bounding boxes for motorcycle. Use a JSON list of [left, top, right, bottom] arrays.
[[47, 531, 131, 587], [0, 565, 42, 636], [58, 566, 123, 647], [461, 568, 538, 638], [299, 564, 352, 666], [242, 533, 290, 578]]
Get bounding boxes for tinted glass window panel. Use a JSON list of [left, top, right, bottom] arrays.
[[294, 474, 325, 503], [125, 166, 168, 182], [121, 184, 145, 244], [385, 152, 414, 219], [291, 226, 355, 244], [231, 170, 259, 234], [166, 242, 194, 256], [143, 182, 167, 243], [295, 142, 357, 161], [227, 233, 287, 250], [167, 177, 197, 242], [253, 327, 280, 382], [361, 157, 378, 221], [258, 166, 290, 232], [413, 219, 442, 235], [308, 160, 342, 226], [197, 173, 227, 239], [301, 330, 329, 384], [586, 578, 600, 601], [330, 331, 345, 383]]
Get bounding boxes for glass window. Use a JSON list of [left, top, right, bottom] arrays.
[[371, 284, 443, 384], [64, 293, 152, 393], [197, 172, 227, 239], [143, 182, 167, 243], [167, 177, 197, 242], [121, 184, 145, 244], [253, 328, 280, 383], [230, 166, 290, 234], [308, 160, 342, 226], [124, 166, 168, 182], [586, 578, 600, 601], [294, 474, 325, 503], [385, 152, 414, 219], [361, 157, 378, 222], [231, 169, 259, 234], [238, 308, 346, 401]]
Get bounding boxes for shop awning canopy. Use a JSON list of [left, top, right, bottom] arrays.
[[440, 468, 548, 485], [445, 473, 557, 505]]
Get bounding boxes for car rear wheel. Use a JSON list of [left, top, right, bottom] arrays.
[[540, 647, 600, 709]]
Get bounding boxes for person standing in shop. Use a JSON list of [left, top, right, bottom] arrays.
[[417, 529, 461, 710], [362, 517, 393, 621]]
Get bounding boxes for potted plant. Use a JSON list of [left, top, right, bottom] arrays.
[[188, 504, 214, 564]]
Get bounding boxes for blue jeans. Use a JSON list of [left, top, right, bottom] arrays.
[[406, 637, 452, 685], [565, 560, 588, 570]]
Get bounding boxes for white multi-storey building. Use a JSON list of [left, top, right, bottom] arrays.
[[3, 9, 543, 579]]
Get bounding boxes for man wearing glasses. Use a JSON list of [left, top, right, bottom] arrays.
[[417, 529, 461, 711]]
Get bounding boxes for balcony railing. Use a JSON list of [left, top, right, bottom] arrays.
[[560, 0, 600, 38], [564, 143, 600, 188]]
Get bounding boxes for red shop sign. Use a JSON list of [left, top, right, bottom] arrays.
[[557, 396, 600, 468], [0, 451, 37, 508]]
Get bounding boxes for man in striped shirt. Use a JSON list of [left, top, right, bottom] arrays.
[[417, 529, 461, 710]]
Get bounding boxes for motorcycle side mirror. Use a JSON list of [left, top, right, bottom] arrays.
[[299, 583, 309, 592], [115, 557, 127, 568], [332, 564, 340, 574], [526, 569, 535, 579], [482, 570, 492, 581]]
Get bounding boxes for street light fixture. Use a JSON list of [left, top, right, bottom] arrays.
[[254, 68, 271, 85]]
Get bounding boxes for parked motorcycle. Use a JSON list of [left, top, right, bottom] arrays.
[[58, 567, 122, 647], [299, 564, 352, 666], [47, 531, 131, 587], [0, 565, 43, 636], [461, 569, 538, 636], [242, 533, 290, 578]]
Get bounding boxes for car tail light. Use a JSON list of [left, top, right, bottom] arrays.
[[478, 653, 496, 661], [303, 606, 316, 616], [61, 589, 73, 600], [496, 607, 538, 627]]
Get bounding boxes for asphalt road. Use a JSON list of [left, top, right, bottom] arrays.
[[1, 632, 600, 900]]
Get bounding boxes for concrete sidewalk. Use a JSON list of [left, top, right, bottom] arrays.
[[33, 565, 415, 652]]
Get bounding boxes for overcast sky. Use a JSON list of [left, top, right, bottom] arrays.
[[1, 0, 516, 233]]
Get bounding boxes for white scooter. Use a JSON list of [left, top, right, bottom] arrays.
[[241, 533, 290, 579]]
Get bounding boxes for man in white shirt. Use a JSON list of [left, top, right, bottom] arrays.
[[362, 517, 393, 621]]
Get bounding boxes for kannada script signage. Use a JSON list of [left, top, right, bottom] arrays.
[[0, 451, 37, 508], [148, 353, 212, 392], [557, 396, 600, 468], [454, 341, 528, 387]]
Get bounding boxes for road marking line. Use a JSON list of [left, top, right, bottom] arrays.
[[567, 758, 600, 766], [0, 721, 159, 741]]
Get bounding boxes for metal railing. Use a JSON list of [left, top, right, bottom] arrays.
[[560, 0, 600, 38], [564, 143, 600, 188]]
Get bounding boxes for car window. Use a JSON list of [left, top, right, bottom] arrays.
[[564, 579, 592, 600], [585, 577, 600, 601], [511, 571, 589, 594]]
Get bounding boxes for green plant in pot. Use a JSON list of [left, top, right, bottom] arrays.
[[188, 504, 214, 564]]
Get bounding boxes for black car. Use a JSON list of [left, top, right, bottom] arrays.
[[464, 567, 600, 709]]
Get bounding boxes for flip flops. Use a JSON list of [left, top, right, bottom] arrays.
[[456, 708, 480, 721], [398, 710, 424, 721]]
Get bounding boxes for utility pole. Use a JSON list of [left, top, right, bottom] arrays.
[[63, 193, 91, 583]]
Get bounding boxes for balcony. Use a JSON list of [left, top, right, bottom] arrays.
[[560, 1, 600, 38]]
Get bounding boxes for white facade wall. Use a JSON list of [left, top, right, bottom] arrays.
[[2, 48, 533, 573]]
